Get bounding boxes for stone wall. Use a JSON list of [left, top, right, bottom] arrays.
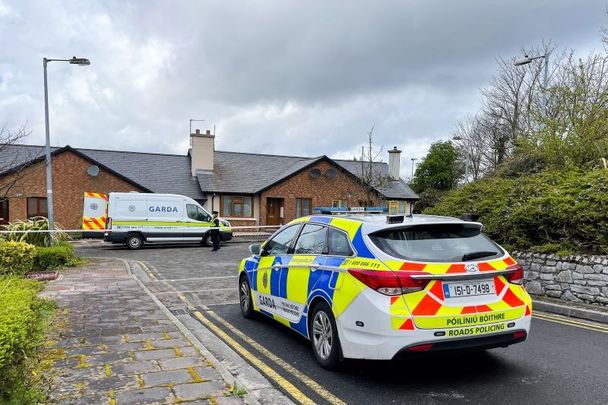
[[513, 252, 608, 306]]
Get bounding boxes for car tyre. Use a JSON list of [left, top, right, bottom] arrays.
[[126, 233, 144, 250], [239, 275, 256, 319], [310, 301, 341, 370]]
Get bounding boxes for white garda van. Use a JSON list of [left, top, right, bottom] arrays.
[[103, 192, 232, 249]]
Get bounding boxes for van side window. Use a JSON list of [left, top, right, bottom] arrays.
[[187, 204, 211, 222]]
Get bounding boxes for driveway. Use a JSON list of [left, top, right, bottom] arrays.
[[76, 241, 608, 405]]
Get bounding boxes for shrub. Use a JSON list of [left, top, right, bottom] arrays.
[[0, 240, 36, 276], [4, 217, 70, 247], [426, 169, 608, 254], [0, 276, 56, 403], [33, 242, 81, 270]]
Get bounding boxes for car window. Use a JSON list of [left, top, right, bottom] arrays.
[[328, 227, 353, 256], [294, 224, 327, 255], [264, 224, 301, 256], [369, 224, 503, 262], [187, 204, 211, 222]]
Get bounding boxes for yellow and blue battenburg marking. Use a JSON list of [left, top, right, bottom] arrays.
[[238, 215, 532, 341]]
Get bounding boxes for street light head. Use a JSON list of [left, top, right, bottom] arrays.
[[514, 56, 532, 66], [69, 56, 90, 66]]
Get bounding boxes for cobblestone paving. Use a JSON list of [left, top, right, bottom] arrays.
[[77, 243, 252, 308], [42, 258, 245, 405]]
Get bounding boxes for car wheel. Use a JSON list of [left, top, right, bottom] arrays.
[[126, 233, 144, 250], [310, 301, 341, 370], [239, 276, 256, 318], [202, 233, 213, 247]]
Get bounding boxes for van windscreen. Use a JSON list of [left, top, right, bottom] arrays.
[[369, 224, 503, 262]]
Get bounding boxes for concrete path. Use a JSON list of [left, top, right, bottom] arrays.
[[41, 258, 245, 405]]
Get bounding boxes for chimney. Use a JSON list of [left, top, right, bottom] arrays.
[[387, 146, 401, 180], [190, 128, 215, 176]]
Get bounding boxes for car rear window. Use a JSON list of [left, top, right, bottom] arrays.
[[369, 223, 504, 262]]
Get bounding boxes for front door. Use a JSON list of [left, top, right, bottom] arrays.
[[266, 198, 284, 226]]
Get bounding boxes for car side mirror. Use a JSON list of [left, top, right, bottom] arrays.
[[249, 244, 262, 256]]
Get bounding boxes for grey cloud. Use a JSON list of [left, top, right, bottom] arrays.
[[0, 0, 605, 168]]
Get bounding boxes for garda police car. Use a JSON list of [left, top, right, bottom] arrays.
[[237, 214, 531, 369]]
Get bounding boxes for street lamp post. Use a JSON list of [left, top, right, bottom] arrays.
[[514, 53, 550, 116], [410, 158, 417, 180], [43, 56, 90, 231], [452, 135, 470, 183]]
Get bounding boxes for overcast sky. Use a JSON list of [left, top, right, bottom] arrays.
[[1, 0, 606, 177]]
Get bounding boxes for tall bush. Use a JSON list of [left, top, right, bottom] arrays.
[[0, 240, 35, 276], [34, 242, 80, 270], [4, 217, 70, 247], [426, 169, 608, 254], [0, 277, 55, 403]]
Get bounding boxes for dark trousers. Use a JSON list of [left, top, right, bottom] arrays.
[[211, 230, 220, 251]]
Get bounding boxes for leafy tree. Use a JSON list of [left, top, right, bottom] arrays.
[[411, 141, 463, 193]]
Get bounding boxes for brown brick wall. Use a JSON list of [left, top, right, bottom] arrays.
[[260, 160, 380, 225], [0, 151, 144, 229]]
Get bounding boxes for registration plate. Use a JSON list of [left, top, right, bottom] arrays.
[[443, 279, 495, 298]]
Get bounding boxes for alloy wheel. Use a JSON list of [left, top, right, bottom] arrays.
[[312, 311, 333, 360]]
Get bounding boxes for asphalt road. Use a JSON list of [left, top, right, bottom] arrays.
[[77, 241, 608, 404]]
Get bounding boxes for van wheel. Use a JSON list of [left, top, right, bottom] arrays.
[[309, 301, 341, 370], [126, 233, 144, 250], [202, 233, 213, 247]]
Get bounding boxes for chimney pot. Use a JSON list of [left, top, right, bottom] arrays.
[[206, 129, 211, 135], [195, 129, 200, 135]]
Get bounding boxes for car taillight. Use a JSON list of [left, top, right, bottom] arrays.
[[106, 217, 112, 230], [506, 264, 524, 285], [348, 269, 430, 296], [512, 331, 527, 339]]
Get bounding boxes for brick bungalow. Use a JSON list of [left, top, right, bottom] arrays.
[[0, 130, 418, 229]]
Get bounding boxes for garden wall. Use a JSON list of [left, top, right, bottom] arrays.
[[513, 252, 608, 306]]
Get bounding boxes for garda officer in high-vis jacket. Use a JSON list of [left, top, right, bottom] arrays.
[[211, 211, 221, 251]]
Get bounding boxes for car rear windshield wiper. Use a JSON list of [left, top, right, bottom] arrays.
[[461, 251, 498, 261]]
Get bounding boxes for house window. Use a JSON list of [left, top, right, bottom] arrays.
[[0, 199, 8, 225], [296, 198, 312, 218], [27, 197, 48, 218], [221, 195, 253, 218]]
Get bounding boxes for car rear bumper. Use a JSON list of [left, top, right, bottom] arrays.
[[335, 289, 531, 360]]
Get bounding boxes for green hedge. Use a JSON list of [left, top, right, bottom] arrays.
[[0, 277, 55, 403], [0, 241, 36, 277], [426, 170, 608, 255], [33, 242, 80, 270]]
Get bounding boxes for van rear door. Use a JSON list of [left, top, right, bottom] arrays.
[[82, 192, 108, 233]]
